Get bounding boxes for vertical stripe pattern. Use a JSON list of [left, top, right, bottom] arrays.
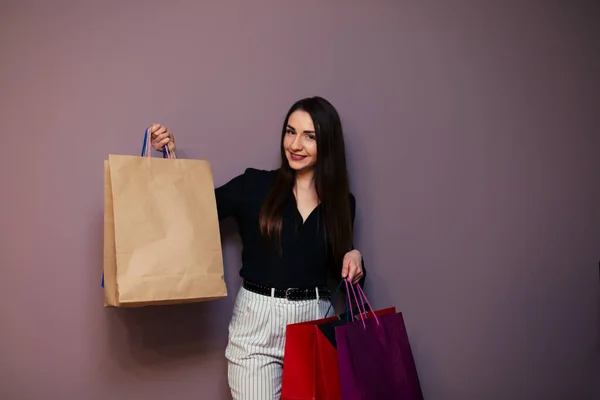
[[225, 286, 331, 399]]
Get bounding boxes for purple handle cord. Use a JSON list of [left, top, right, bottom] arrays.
[[344, 278, 370, 328], [356, 284, 380, 326], [344, 279, 356, 323]]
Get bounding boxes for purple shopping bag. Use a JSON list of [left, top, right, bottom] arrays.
[[335, 283, 423, 400]]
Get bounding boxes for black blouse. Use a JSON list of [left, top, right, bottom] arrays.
[[215, 168, 366, 289]]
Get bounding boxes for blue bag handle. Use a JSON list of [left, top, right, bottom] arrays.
[[323, 279, 353, 320], [142, 127, 175, 159]]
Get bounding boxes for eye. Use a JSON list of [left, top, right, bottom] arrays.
[[307, 134, 316, 140], [286, 129, 295, 135]]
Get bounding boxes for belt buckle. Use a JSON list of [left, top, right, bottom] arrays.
[[285, 288, 315, 300], [285, 288, 297, 300], [286, 288, 311, 300]]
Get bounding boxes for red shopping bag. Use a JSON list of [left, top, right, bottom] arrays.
[[280, 315, 340, 400], [281, 305, 396, 400]]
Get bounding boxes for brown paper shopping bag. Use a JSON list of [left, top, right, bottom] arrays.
[[103, 135, 227, 307]]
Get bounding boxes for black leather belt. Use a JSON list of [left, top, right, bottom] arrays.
[[243, 280, 331, 301]]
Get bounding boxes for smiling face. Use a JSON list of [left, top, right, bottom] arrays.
[[283, 110, 318, 174]]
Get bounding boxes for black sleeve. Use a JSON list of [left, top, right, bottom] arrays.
[[215, 170, 247, 221]]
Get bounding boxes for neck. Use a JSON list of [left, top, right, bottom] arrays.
[[294, 169, 315, 191]]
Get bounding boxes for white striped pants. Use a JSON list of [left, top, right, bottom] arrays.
[[225, 285, 331, 400]]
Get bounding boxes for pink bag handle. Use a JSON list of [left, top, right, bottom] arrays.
[[343, 278, 380, 328], [344, 279, 366, 328], [344, 279, 356, 323], [356, 284, 380, 326], [350, 282, 368, 320]]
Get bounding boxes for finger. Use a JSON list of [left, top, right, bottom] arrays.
[[352, 271, 363, 285], [341, 259, 350, 280], [151, 126, 167, 138], [156, 127, 168, 138], [149, 124, 162, 134], [158, 138, 170, 147], [153, 132, 169, 142], [346, 261, 357, 283]]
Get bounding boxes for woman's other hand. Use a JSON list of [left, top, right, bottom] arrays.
[[341, 249, 364, 285]]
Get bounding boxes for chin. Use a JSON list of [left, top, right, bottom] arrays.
[[288, 163, 304, 171], [287, 158, 306, 169], [289, 161, 315, 173]]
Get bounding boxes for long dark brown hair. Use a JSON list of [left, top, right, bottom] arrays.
[[259, 96, 353, 271]]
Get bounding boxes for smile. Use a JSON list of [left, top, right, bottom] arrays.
[[289, 153, 307, 161]]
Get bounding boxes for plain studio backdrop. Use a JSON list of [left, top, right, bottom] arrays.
[[1, 1, 599, 399]]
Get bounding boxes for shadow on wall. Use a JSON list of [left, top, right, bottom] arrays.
[[104, 302, 223, 365], [98, 217, 242, 377]]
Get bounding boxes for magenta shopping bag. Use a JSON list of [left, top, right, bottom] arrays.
[[335, 283, 423, 400]]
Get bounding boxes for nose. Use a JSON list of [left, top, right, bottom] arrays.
[[291, 135, 303, 151]]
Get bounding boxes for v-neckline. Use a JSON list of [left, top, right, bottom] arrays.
[[291, 182, 321, 225], [291, 196, 320, 225], [298, 203, 320, 225]]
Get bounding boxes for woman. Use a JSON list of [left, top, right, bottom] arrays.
[[150, 96, 365, 399]]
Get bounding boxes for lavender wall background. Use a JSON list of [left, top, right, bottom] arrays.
[[1, 1, 598, 399]]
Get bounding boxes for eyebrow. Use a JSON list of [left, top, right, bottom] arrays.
[[287, 125, 315, 134]]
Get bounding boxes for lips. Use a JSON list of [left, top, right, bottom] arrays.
[[290, 153, 307, 161]]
